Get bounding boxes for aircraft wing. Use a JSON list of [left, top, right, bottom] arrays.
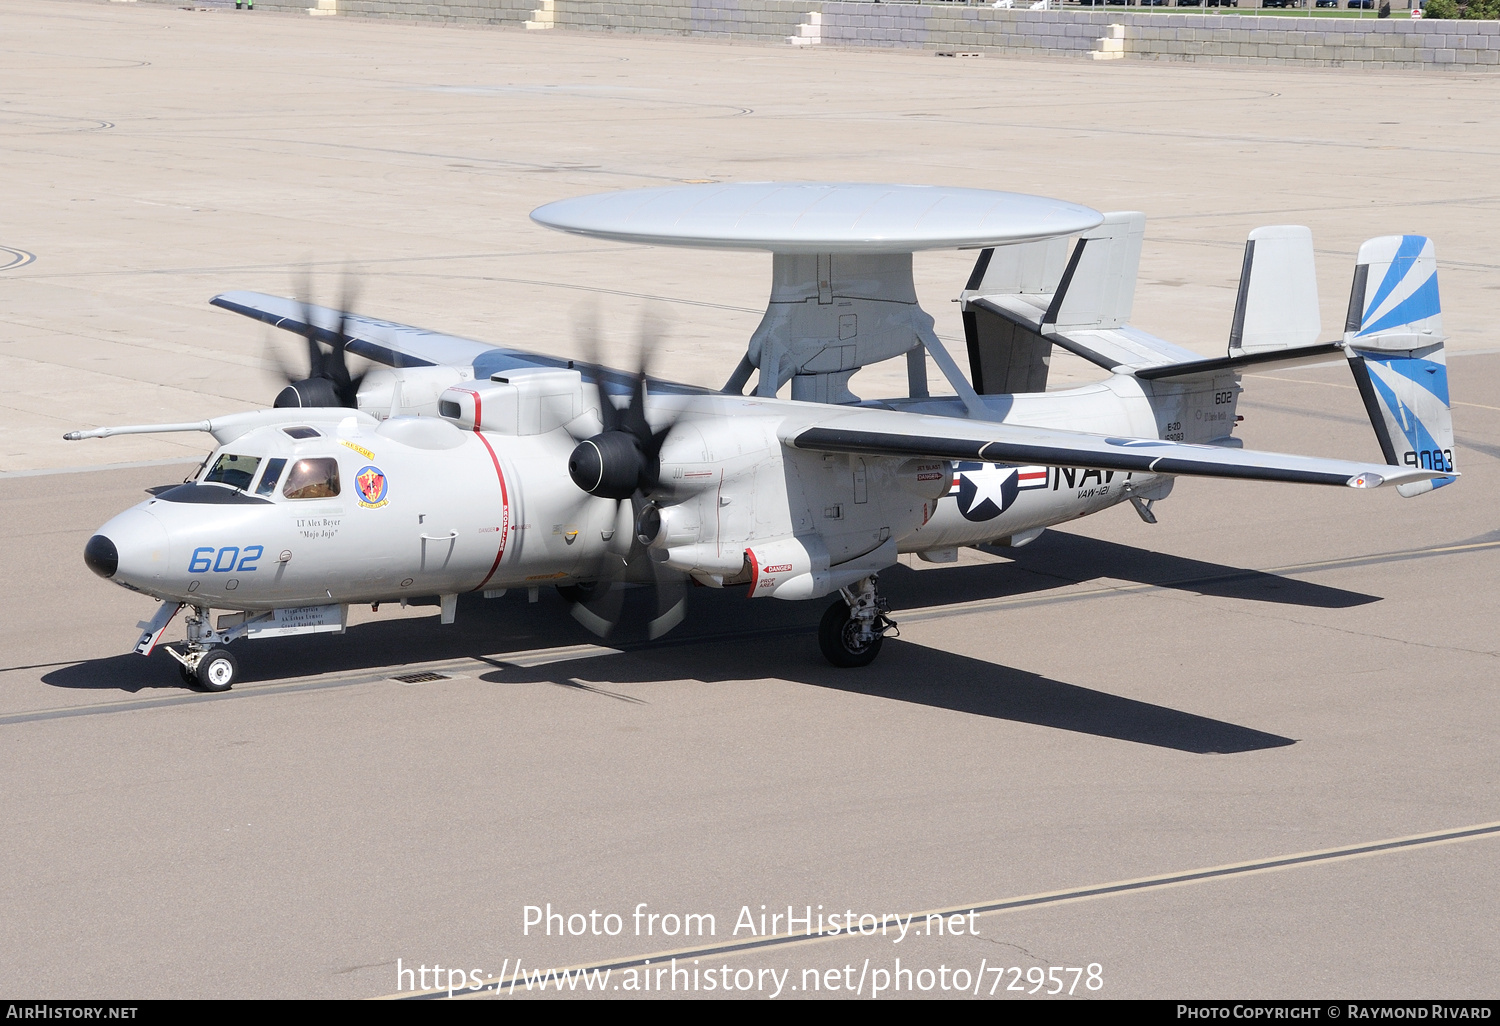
[[211, 291, 526, 370], [785, 408, 1449, 491], [210, 290, 711, 396]]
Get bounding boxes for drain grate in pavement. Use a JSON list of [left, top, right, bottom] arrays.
[[392, 671, 452, 685]]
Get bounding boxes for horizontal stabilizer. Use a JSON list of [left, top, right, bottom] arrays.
[[1135, 340, 1343, 382], [1229, 225, 1321, 356], [1341, 236, 1453, 497]]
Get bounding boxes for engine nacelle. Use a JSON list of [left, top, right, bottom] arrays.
[[898, 458, 953, 500], [737, 535, 898, 601], [357, 366, 473, 419], [438, 368, 584, 435]]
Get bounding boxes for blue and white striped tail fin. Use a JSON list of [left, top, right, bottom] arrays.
[[1343, 235, 1455, 498]]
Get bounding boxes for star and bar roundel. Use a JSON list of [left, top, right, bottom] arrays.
[[951, 462, 1048, 522]]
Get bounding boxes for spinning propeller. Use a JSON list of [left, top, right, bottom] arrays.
[[266, 274, 366, 409], [564, 311, 690, 641]]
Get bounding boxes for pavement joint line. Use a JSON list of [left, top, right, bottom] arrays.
[[1252, 372, 1500, 413], [0, 656, 487, 725], [7, 537, 1499, 724], [384, 818, 1500, 1001], [0, 457, 201, 479]]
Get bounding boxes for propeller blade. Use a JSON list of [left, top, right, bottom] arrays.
[[571, 303, 619, 436], [295, 266, 325, 379], [569, 580, 625, 639], [646, 554, 688, 641], [263, 329, 298, 386], [329, 274, 363, 408]]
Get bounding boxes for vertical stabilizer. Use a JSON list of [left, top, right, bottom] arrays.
[[1228, 225, 1321, 355], [1342, 235, 1454, 497], [959, 236, 1069, 395], [967, 235, 1069, 297], [1042, 211, 1146, 333]]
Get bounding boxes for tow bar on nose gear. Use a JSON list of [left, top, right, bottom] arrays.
[[818, 573, 898, 668]]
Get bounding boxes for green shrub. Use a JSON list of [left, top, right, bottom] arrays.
[[1422, 0, 1458, 18], [1461, 0, 1499, 18]]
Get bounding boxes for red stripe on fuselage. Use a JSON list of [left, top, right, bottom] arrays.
[[458, 388, 511, 592]]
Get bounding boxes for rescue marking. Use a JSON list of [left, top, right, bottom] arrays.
[[340, 439, 376, 461]]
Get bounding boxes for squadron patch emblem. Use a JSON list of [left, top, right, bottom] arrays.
[[355, 465, 389, 508]]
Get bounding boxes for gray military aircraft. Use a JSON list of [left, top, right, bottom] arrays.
[[68, 184, 1455, 691]]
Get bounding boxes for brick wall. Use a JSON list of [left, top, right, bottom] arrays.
[[127, 0, 1500, 70]]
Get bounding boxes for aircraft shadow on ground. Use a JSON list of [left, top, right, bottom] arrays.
[[890, 531, 1378, 611], [477, 636, 1296, 755], [43, 530, 1359, 751]]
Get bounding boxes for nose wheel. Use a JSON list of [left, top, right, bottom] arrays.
[[165, 607, 242, 691], [195, 649, 239, 692], [818, 575, 897, 668], [171, 646, 239, 691]]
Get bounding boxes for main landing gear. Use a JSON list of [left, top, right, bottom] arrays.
[[818, 574, 897, 668], [165, 606, 240, 692]]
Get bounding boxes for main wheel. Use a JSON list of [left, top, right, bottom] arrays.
[[818, 600, 883, 668], [195, 648, 238, 692]]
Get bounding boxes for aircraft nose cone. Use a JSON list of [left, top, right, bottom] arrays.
[[90, 507, 170, 590], [84, 534, 119, 579]]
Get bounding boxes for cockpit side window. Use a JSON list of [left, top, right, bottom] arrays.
[[255, 457, 288, 496], [204, 453, 261, 491], [282, 458, 341, 500]]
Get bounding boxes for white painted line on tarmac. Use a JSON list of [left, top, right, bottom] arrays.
[[383, 818, 1500, 1000], [488, 643, 622, 668]]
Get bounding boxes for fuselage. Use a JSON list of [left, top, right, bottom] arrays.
[[85, 376, 1167, 610]]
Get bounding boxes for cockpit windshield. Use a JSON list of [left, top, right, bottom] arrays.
[[256, 457, 288, 496], [282, 458, 341, 499], [203, 453, 261, 491]]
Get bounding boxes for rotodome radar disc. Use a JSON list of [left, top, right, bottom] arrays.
[[530, 182, 1103, 254]]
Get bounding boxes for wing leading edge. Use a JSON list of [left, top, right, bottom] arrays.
[[211, 291, 497, 369], [211, 290, 713, 397], [789, 412, 1449, 491]]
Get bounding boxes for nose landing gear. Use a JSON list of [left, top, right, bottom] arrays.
[[818, 574, 897, 668], [165, 607, 241, 692]]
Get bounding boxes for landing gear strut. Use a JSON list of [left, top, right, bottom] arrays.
[[165, 606, 241, 692], [818, 574, 897, 668]]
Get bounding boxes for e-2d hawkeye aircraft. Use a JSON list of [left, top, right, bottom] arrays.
[[69, 184, 1456, 691]]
